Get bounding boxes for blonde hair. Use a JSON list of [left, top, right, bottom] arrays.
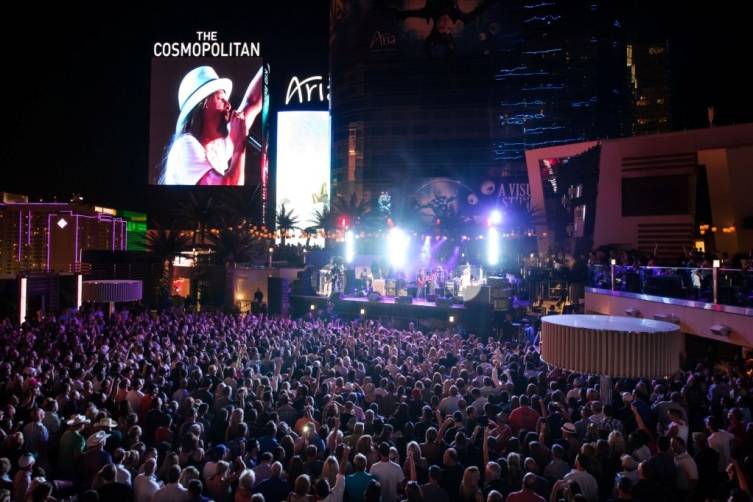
[[406, 441, 422, 460], [294, 474, 311, 496], [239, 469, 256, 490], [322, 456, 340, 488], [506, 453, 522, 488], [608, 431, 626, 455], [462, 466, 480, 491], [356, 435, 373, 455]]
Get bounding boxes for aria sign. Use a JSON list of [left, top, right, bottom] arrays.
[[285, 75, 329, 105]]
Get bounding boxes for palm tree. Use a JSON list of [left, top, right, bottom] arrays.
[[176, 193, 219, 245], [146, 225, 191, 303], [276, 204, 300, 248], [309, 206, 336, 245], [207, 226, 257, 264], [207, 225, 258, 308]]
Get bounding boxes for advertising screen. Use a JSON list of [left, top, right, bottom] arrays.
[[276, 111, 331, 246], [149, 57, 265, 186]]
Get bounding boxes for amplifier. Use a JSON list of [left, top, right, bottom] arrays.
[[436, 298, 452, 308], [486, 276, 508, 288], [493, 298, 512, 311], [491, 288, 512, 299]]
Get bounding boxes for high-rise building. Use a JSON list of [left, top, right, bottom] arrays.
[[627, 41, 671, 135], [0, 195, 128, 275], [329, 0, 632, 210]]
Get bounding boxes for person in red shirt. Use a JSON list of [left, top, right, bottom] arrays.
[[508, 396, 540, 434]]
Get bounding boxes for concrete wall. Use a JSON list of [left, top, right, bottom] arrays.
[[233, 267, 303, 310], [701, 145, 753, 254], [526, 124, 753, 256], [586, 290, 753, 347]]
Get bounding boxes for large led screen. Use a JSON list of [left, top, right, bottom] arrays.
[[149, 58, 264, 186], [276, 111, 331, 246]]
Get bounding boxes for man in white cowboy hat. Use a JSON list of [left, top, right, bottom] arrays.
[[57, 415, 90, 480], [13, 453, 35, 502], [160, 64, 264, 186], [95, 416, 122, 452], [82, 431, 112, 487]]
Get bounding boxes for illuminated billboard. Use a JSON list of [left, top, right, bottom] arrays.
[[276, 111, 331, 246], [148, 56, 265, 186]]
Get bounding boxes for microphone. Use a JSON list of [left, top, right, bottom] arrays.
[[246, 135, 262, 152]]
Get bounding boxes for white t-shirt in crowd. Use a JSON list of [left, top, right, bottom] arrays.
[[674, 452, 699, 491], [564, 469, 599, 502], [670, 421, 689, 444], [320, 473, 346, 502], [369, 460, 405, 502], [708, 429, 735, 470], [134, 473, 161, 502]]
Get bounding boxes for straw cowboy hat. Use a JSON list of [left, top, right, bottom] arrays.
[[176, 66, 232, 133], [96, 417, 118, 429]]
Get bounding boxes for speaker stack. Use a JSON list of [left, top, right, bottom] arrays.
[[396, 295, 413, 305], [436, 297, 452, 308], [367, 292, 382, 302]]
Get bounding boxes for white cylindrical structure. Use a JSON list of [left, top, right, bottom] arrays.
[[541, 315, 682, 379]]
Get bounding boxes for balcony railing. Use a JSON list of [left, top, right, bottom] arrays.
[[589, 264, 753, 308]]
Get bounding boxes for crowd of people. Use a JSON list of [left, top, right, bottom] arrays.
[[0, 309, 751, 502]]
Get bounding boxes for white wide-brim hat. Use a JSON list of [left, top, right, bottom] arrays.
[[18, 453, 35, 468], [87, 430, 110, 449], [66, 414, 90, 427], [176, 65, 232, 134]]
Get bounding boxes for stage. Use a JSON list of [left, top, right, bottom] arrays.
[[340, 295, 466, 309], [289, 293, 524, 334]]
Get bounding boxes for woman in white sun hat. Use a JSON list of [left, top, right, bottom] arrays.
[[159, 65, 263, 186]]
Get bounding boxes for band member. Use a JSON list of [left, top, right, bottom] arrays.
[[461, 263, 472, 290], [434, 266, 445, 295], [360, 268, 373, 293], [416, 269, 426, 298], [331, 264, 344, 293]]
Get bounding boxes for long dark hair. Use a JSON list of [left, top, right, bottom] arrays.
[[157, 96, 210, 184]]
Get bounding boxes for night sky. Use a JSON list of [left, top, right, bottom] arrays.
[[3, 1, 751, 221]]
